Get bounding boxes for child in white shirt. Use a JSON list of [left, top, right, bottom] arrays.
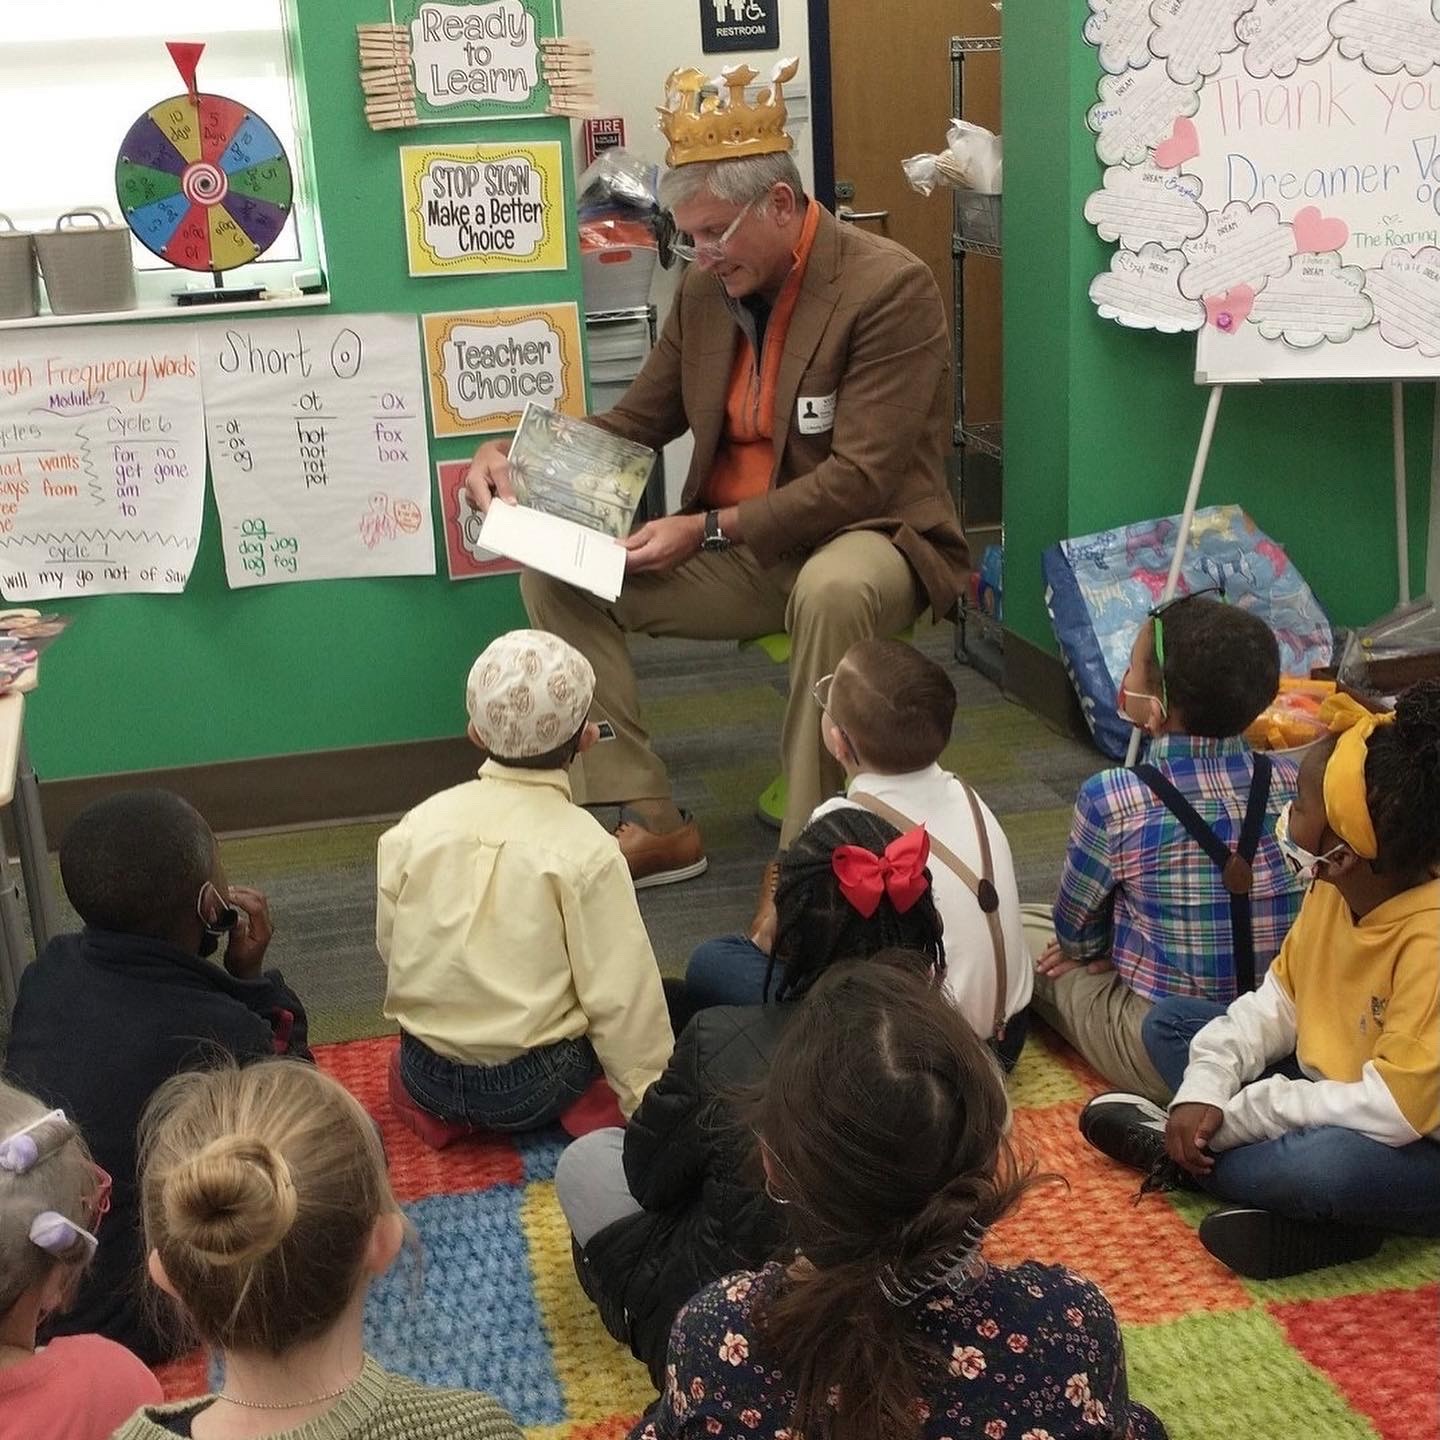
[[686, 638, 1031, 1067]]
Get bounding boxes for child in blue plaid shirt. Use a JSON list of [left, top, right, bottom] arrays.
[[1027, 593, 1305, 1101]]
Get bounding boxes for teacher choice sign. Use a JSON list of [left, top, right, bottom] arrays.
[[422, 303, 586, 436], [401, 142, 567, 276]]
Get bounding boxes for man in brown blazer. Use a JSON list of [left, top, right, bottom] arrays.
[[467, 67, 967, 884]]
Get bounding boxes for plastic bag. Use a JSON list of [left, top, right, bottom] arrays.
[[1244, 677, 1335, 753], [577, 149, 659, 219], [902, 118, 1002, 197], [1336, 595, 1440, 691]]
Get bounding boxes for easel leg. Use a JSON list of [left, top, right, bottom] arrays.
[[1393, 381, 1411, 605], [1429, 381, 1440, 598], [1124, 384, 1226, 767]]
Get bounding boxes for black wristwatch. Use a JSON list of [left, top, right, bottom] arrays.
[[701, 509, 732, 552]]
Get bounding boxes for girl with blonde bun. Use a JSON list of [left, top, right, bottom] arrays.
[[115, 1061, 521, 1440], [0, 1078, 160, 1440]]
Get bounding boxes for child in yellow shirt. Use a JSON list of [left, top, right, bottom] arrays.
[[1080, 679, 1440, 1278]]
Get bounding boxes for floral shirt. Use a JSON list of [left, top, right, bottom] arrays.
[[630, 1261, 1167, 1440]]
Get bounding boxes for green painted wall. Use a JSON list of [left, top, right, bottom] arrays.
[[27, 0, 585, 780], [1002, 5, 1433, 657]]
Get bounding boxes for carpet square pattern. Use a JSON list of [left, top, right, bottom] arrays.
[[152, 1031, 1440, 1440]]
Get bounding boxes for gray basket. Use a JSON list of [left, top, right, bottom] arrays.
[[956, 191, 1002, 248], [34, 208, 137, 315], [0, 215, 38, 321]]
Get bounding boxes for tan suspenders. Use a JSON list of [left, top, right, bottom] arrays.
[[848, 787, 1010, 1038]]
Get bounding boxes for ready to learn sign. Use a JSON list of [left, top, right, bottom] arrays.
[[700, 0, 778, 54]]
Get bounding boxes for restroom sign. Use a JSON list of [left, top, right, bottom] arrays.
[[700, 0, 779, 54]]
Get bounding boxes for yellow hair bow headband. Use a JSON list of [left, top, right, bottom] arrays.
[[1318, 694, 1395, 860]]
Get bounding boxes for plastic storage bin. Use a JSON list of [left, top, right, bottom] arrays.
[[34, 208, 137, 315], [0, 215, 38, 320]]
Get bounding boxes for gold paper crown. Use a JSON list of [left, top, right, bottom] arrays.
[[657, 57, 800, 167]]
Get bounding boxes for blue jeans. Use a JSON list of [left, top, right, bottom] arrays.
[[399, 1030, 598, 1133], [1142, 996, 1440, 1235], [687, 936, 1029, 1072], [685, 934, 777, 1008]]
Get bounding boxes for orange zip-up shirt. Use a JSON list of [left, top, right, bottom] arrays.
[[703, 199, 822, 510]]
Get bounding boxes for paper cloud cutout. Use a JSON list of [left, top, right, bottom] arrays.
[[1149, 0, 1251, 84], [1249, 253, 1374, 346], [1365, 247, 1440, 355], [1330, 0, 1440, 75], [1088, 66, 1204, 166], [1084, 163, 1208, 248], [1091, 243, 1207, 330], [1084, 0, 1156, 73], [1179, 201, 1296, 298], [1236, 0, 1347, 77]]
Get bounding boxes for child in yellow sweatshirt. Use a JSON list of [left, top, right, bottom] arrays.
[[1079, 680, 1440, 1279]]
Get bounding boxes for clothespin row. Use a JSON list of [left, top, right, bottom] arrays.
[[357, 23, 418, 131], [541, 37, 597, 116]]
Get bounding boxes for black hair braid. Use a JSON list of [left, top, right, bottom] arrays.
[[1366, 678, 1440, 875], [765, 809, 946, 1002]]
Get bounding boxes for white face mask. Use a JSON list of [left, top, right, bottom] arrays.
[[1275, 801, 1346, 882]]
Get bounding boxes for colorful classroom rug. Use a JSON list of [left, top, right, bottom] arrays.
[[153, 1029, 1440, 1440]]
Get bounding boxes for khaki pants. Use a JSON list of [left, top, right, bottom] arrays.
[[1020, 903, 1170, 1104], [521, 531, 920, 846]]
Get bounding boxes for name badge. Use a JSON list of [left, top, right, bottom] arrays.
[[797, 391, 836, 435]]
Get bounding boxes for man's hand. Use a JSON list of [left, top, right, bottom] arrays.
[[464, 438, 516, 516], [1164, 1101, 1223, 1176], [1035, 937, 1113, 980], [622, 514, 705, 575], [223, 885, 274, 980]]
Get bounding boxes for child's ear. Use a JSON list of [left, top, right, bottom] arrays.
[[1320, 846, 1364, 883], [147, 1249, 181, 1301], [575, 721, 601, 756], [363, 1211, 407, 1277], [822, 716, 852, 766], [466, 722, 489, 756]]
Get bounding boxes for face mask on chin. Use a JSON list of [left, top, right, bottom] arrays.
[[1275, 800, 1346, 883]]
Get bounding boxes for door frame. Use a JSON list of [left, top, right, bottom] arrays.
[[805, 0, 835, 210]]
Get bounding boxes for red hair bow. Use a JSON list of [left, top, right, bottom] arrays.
[[831, 826, 931, 919]]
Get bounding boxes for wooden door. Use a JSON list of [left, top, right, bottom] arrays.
[[824, 0, 1002, 438]]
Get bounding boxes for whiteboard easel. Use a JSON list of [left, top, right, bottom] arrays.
[[1122, 373, 1420, 768]]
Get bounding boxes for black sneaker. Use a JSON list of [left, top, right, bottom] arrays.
[[1079, 1092, 1170, 1170], [1198, 1207, 1385, 1280], [1078, 1092, 1191, 1195]]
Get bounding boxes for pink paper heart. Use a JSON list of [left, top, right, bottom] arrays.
[[1204, 284, 1255, 333], [1153, 116, 1199, 170], [1292, 205, 1348, 253]]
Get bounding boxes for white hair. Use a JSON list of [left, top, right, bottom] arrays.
[[658, 151, 805, 214]]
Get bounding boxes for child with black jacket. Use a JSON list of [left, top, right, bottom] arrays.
[[3, 789, 310, 1362]]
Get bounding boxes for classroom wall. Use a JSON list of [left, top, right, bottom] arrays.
[[1002, 3, 1434, 659], [26, 2, 583, 782], [27, 0, 817, 785]]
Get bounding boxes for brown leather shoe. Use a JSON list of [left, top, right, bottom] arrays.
[[615, 808, 709, 889], [749, 859, 779, 946]]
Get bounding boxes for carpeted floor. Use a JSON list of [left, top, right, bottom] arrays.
[[45, 628, 1440, 1436], [182, 622, 1100, 1045], [152, 1032, 1440, 1440]]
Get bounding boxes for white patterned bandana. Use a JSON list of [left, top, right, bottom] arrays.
[[466, 630, 595, 760]]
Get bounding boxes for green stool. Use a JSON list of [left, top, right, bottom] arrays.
[[740, 625, 915, 830]]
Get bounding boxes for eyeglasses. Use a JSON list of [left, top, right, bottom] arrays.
[[669, 199, 756, 264], [810, 671, 857, 753], [1147, 584, 1225, 712]]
